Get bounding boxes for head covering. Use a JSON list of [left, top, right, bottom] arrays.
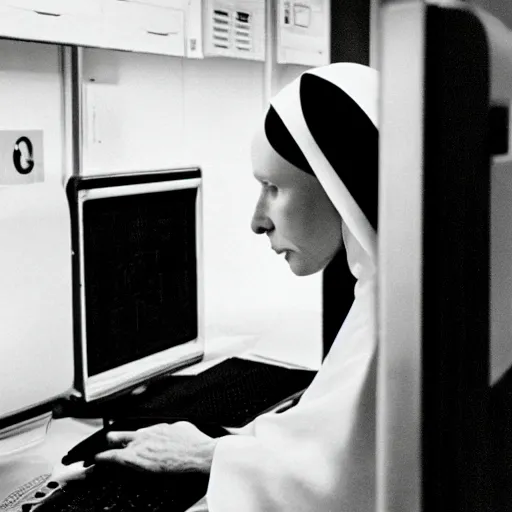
[[267, 63, 378, 266], [207, 63, 379, 512]]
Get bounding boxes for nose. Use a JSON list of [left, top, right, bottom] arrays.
[[251, 194, 274, 235]]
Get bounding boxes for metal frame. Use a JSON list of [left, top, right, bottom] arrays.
[[59, 45, 84, 180], [377, 3, 425, 511]]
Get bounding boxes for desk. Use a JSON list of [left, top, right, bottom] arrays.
[[0, 418, 98, 504], [0, 335, 261, 511], [0, 332, 317, 511], [0, 416, 214, 511]]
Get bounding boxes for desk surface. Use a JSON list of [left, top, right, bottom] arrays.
[[0, 416, 212, 512], [0, 332, 315, 511], [0, 335, 255, 506], [0, 417, 99, 504]]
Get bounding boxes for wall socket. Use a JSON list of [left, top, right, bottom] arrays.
[[0, 130, 44, 185]]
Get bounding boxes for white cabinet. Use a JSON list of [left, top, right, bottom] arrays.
[[134, 0, 182, 8], [0, 0, 102, 47], [0, 0, 189, 57], [102, 0, 185, 56], [0, 0, 329, 62], [2, 0, 100, 16]]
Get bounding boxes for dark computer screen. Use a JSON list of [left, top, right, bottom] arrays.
[[81, 188, 198, 377]]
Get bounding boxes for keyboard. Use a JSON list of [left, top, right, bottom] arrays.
[[127, 357, 317, 427], [34, 467, 209, 512], [37, 358, 317, 512]]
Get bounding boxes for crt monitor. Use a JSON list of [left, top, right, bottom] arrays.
[[67, 168, 205, 404], [378, 2, 512, 511]]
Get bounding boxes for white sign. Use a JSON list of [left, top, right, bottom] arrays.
[[277, 0, 330, 66]]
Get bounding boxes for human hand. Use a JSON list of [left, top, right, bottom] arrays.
[[93, 422, 218, 474]]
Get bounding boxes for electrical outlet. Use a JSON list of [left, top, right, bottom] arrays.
[[0, 130, 44, 185]]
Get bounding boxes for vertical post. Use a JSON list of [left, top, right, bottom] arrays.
[[263, 0, 280, 109], [59, 45, 84, 179], [377, 2, 425, 511], [370, 0, 380, 69], [60, 46, 73, 182], [71, 46, 84, 176]]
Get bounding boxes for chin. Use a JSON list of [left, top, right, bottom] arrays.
[[287, 256, 322, 277], [289, 266, 310, 276], [286, 249, 336, 276]]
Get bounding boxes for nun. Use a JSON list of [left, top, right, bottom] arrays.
[[95, 62, 379, 512]]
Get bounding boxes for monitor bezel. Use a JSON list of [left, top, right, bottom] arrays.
[[67, 168, 205, 403]]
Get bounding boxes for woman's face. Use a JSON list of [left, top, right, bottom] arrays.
[[250, 128, 343, 276]]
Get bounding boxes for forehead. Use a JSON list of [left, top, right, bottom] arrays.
[[251, 126, 306, 185]]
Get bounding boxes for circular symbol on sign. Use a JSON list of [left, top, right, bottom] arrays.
[[13, 136, 35, 175]]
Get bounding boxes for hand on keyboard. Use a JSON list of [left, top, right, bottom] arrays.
[[94, 421, 219, 474], [62, 417, 230, 469]]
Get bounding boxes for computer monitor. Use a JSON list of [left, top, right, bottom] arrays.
[[378, 2, 512, 511], [67, 168, 205, 403]]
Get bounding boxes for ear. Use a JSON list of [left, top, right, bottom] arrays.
[[299, 73, 379, 229]]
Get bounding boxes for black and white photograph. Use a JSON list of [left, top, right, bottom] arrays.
[[1, 0, 512, 511]]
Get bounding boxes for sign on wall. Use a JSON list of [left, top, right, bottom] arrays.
[[277, 0, 330, 66]]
